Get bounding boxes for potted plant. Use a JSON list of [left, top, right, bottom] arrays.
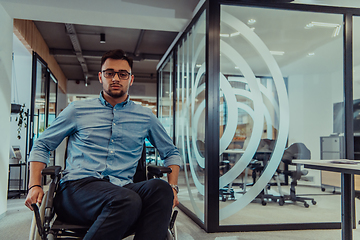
[[15, 104, 28, 139]]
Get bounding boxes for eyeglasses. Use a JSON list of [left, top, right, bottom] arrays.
[[102, 69, 131, 80]]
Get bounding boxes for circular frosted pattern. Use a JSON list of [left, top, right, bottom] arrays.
[[177, 11, 289, 221], [218, 11, 289, 220]]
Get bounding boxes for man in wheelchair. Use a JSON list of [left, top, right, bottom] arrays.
[[25, 49, 181, 240]]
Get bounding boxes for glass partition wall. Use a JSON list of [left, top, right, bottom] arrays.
[[353, 15, 360, 232], [158, 0, 358, 232]]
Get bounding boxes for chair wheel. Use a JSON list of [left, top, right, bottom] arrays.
[[279, 198, 285, 206], [312, 200, 317, 205], [262, 200, 267, 206], [271, 197, 278, 203], [304, 202, 309, 208], [321, 188, 325, 192]]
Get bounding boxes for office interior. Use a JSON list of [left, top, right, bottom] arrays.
[[2, 0, 360, 238], [157, 0, 360, 233]]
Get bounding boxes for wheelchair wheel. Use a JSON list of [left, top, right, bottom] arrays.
[[166, 222, 177, 240], [29, 191, 49, 240]]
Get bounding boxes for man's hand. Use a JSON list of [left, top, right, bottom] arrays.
[[167, 165, 180, 208], [25, 161, 46, 211], [172, 189, 179, 208], [25, 186, 44, 211]]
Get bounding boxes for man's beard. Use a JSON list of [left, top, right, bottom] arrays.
[[104, 87, 126, 99]]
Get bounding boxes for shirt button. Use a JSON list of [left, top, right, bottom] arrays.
[[110, 151, 113, 153], [113, 123, 116, 126], [111, 139, 114, 142]]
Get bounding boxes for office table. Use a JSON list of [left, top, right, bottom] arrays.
[[293, 159, 360, 240]]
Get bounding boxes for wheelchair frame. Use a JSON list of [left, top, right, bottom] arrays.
[[29, 165, 178, 240]]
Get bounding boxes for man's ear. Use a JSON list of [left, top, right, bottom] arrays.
[[98, 72, 102, 83], [130, 74, 134, 86]]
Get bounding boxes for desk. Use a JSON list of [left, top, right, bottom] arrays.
[[223, 149, 245, 154], [293, 159, 360, 240]]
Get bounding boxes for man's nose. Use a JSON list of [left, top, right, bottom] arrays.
[[112, 73, 121, 81]]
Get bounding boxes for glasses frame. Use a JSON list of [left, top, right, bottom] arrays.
[[101, 69, 132, 80]]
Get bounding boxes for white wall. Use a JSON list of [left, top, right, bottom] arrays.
[[0, 3, 13, 218], [10, 34, 32, 164], [282, 38, 344, 186]]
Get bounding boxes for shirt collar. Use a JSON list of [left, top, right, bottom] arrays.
[[99, 91, 130, 108]]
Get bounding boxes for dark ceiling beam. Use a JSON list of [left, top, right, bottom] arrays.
[[133, 30, 145, 57], [65, 23, 90, 86], [49, 48, 162, 61]]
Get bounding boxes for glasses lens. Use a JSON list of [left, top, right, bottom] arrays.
[[103, 70, 115, 78], [119, 70, 130, 80], [102, 70, 130, 80]]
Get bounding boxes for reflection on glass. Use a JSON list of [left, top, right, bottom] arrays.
[[158, 55, 174, 138], [48, 74, 58, 127], [174, 11, 206, 222], [34, 60, 47, 140], [219, 5, 343, 226]]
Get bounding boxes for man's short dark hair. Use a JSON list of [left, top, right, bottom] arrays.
[[101, 49, 133, 70]]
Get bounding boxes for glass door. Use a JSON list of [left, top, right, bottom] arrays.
[[29, 53, 58, 166]]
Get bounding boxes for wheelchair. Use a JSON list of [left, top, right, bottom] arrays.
[[29, 160, 178, 240]]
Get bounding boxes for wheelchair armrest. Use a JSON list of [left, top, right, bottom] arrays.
[[147, 165, 172, 178], [281, 159, 292, 165], [42, 166, 62, 178], [39, 166, 62, 233]]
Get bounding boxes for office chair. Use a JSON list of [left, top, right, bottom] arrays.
[[279, 142, 317, 208], [245, 139, 284, 206], [29, 148, 178, 240], [196, 140, 238, 201]]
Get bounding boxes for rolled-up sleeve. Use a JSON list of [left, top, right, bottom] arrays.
[[28, 103, 77, 165], [147, 114, 182, 168]]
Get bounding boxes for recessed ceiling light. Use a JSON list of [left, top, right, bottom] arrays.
[[270, 51, 285, 56], [220, 33, 230, 37], [308, 52, 315, 56], [196, 64, 202, 68], [230, 32, 241, 37], [235, 66, 239, 69], [248, 19, 256, 25], [305, 21, 341, 37]]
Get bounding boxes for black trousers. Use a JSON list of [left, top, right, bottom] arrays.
[[54, 177, 174, 240]]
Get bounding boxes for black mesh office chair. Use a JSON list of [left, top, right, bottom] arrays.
[[29, 147, 178, 240], [279, 142, 317, 208]]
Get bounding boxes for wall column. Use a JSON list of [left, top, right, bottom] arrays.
[[0, 3, 14, 218]]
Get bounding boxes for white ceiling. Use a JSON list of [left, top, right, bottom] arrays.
[[0, 0, 202, 32], [3, 0, 203, 95], [4, 0, 360, 96], [293, 0, 360, 8]]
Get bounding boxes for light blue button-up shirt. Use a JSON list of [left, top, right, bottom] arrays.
[[28, 92, 181, 187]]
